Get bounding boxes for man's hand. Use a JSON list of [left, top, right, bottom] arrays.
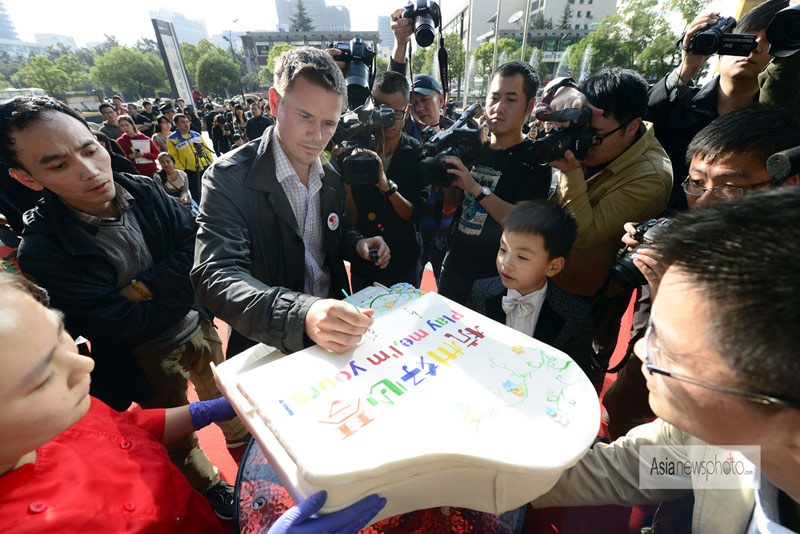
[[306, 299, 375, 353], [442, 156, 479, 195], [360, 149, 390, 192], [267, 491, 386, 534], [391, 8, 413, 58], [356, 236, 390, 268], [120, 280, 153, 302], [678, 11, 719, 83], [544, 88, 603, 128], [547, 149, 582, 173], [633, 247, 667, 297], [621, 221, 641, 251], [326, 48, 347, 74]]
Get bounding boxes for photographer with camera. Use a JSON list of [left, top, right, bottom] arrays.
[[437, 61, 552, 304], [759, 0, 800, 117], [167, 113, 214, 202], [601, 107, 800, 440], [342, 71, 430, 291], [647, 0, 785, 211]]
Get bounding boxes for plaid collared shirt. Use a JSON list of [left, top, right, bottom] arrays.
[[271, 130, 331, 297]]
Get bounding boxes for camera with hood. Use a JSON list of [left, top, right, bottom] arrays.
[[332, 103, 396, 186], [331, 37, 376, 110], [766, 3, 800, 58], [418, 103, 486, 187], [531, 106, 597, 164], [401, 0, 442, 48], [610, 218, 672, 290]]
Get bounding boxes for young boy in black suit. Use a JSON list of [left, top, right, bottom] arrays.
[[468, 201, 594, 377]]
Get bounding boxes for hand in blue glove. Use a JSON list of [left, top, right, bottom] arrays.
[[268, 491, 386, 534], [188, 396, 237, 430]]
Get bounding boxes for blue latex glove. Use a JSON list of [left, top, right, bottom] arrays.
[[188, 396, 236, 430], [267, 491, 386, 534]]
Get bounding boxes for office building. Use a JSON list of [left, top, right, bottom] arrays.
[[149, 9, 209, 45]]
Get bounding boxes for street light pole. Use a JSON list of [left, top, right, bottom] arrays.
[[228, 19, 245, 101]]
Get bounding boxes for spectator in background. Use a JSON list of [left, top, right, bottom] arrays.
[[140, 100, 155, 122], [212, 114, 233, 155], [98, 103, 122, 140], [126, 103, 153, 135], [167, 113, 214, 201], [116, 115, 159, 177], [152, 115, 173, 153], [176, 98, 186, 113], [230, 104, 248, 142], [153, 152, 193, 208], [204, 103, 219, 138], [159, 102, 176, 124], [646, 0, 783, 211], [245, 102, 273, 141], [184, 106, 203, 133], [111, 94, 127, 116], [231, 134, 244, 148], [192, 86, 205, 108], [93, 131, 138, 174]]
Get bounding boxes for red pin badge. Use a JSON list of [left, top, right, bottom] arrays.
[[327, 212, 340, 231]]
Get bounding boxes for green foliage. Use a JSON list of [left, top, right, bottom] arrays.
[[375, 55, 389, 73], [530, 12, 553, 30], [55, 54, 92, 91], [558, 5, 571, 29], [0, 50, 27, 86], [666, 0, 710, 24], [135, 38, 159, 55], [91, 46, 168, 96], [241, 72, 261, 92], [290, 0, 315, 32], [18, 56, 69, 95], [258, 65, 273, 87], [267, 44, 295, 74], [496, 38, 521, 61], [472, 42, 495, 79], [411, 48, 428, 74], [180, 42, 200, 86], [196, 53, 239, 95], [527, 47, 543, 74], [443, 33, 466, 81], [565, 0, 678, 79]]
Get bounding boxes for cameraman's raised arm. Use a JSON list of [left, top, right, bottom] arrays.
[[390, 8, 413, 74], [443, 156, 518, 224]]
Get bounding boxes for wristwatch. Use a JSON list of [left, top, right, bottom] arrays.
[[474, 186, 492, 202], [383, 180, 398, 197]]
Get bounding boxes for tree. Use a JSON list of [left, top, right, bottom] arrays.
[[666, 0, 710, 24], [558, 5, 572, 29], [258, 65, 273, 87], [635, 34, 679, 80], [496, 37, 521, 60], [375, 56, 389, 73], [267, 44, 295, 74], [241, 72, 261, 92], [92, 46, 168, 96], [472, 42, 494, 92], [290, 0, 315, 32], [443, 33, 466, 97], [18, 56, 69, 95], [55, 54, 92, 91], [411, 47, 428, 74], [135, 38, 159, 55], [196, 52, 239, 96], [0, 50, 26, 85], [530, 12, 553, 30]]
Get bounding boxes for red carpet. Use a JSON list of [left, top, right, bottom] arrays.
[[191, 270, 654, 533]]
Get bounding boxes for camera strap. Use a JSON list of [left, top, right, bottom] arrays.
[[438, 33, 449, 105]]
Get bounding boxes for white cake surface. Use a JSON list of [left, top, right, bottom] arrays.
[[214, 291, 600, 523]]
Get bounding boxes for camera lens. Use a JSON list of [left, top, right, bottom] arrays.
[[531, 131, 569, 164], [345, 61, 371, 110], [691, 32, 720, 55], [769, 6, 800, 52], [415, 15, 436, 47]]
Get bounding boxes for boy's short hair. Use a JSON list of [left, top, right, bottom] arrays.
[[685, 107, 800, 166], [502, 200, 578, 260]]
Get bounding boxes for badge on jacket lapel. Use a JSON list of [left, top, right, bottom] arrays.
[[327, 213, 339, 231]]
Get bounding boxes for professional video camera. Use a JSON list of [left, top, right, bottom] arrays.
[[683, 16, 758, 56], [766, 3, 800, 57], [330, 37, 376, 110], [401, 0, 441, 48], [767, 145, 800, 181], [418, 103, 486, 187], [531, 106, 597, 164], [610, 218, 671, 290], [331, 103, 396, 186]]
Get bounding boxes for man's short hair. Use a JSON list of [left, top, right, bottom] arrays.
[[0, 272, 50, 305], [173, 113, 187, 124], [273, 46, 347, 111], [738, 0, 788, 32], [0, 97, 88, 169], [492, 61, 540, 103], [502, 200, 578, 260], [127, 103, 138, 111], [373, 71, 410, 106], [98, 102, 114, 113], [142, 100, 151, 106], [580, 67, 648, 124], [112, 94, 122, 101], [657, 187, 800, 404], [685, 107, 800, 166]]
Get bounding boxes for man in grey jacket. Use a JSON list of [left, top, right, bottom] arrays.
[[192, 47, 390, 357]]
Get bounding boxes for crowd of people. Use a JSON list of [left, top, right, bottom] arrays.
[[0, 0, 799, 531]]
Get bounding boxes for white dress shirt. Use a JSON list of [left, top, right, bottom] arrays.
[[746, 477, 799, 534], [504, 283, 548, 336]]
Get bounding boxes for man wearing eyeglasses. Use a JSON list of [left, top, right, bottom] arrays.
[[602, 107, 800, 440], [342, 71, 430, 290], [532, 187, 800, 533]]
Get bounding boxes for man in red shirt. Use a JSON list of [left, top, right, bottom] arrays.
[[0, 273, 386, 533]]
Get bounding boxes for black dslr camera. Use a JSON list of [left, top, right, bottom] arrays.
[[419, 103, 486, 187], [401, 0, 441, 48], [531, 106, 597, 164], [331, 37, 376, 110], [685, 16, 758, 56], [332, 103, 396, 186], [610, 219, 671, 290]]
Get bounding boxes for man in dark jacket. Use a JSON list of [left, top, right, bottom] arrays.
[[192, 46, 390, 358], [2, 96, 244, 520], [245, 101, 273, 141], [345, 71, 430, 290]]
